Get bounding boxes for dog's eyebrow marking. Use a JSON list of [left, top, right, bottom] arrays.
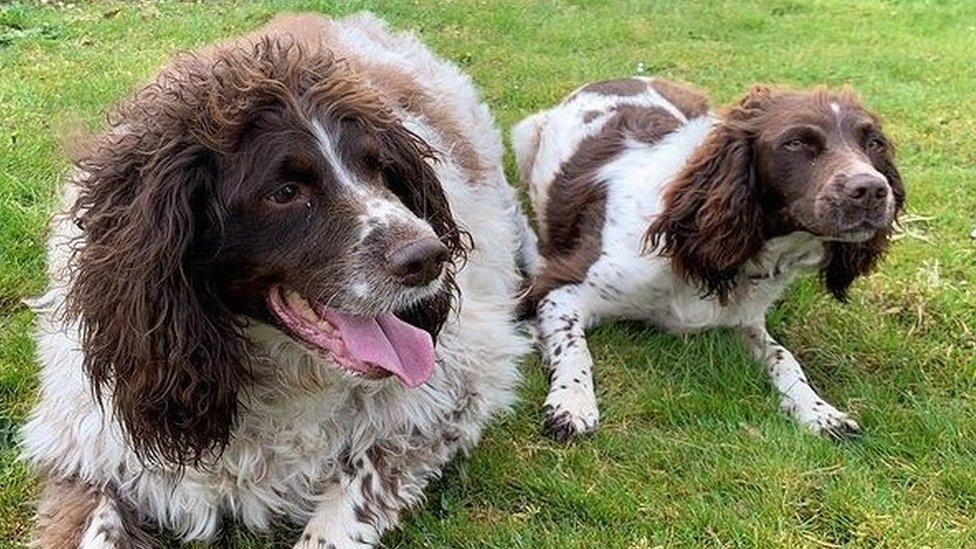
[[312, 120, 357, 190]]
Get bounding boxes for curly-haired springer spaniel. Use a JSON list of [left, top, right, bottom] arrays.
[[22, 13, 534, 548], [513, 77, 903, 441]]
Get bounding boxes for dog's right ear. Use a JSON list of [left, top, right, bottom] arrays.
[[68, 126, 250, 468], [643, 86, 772, 302]]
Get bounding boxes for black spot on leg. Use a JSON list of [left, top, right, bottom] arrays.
[[559, 384, 567, 389], [542, 405, 595, 442], [573, 378, 580, 383]]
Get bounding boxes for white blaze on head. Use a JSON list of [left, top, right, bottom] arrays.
[[310, 119, 435, 242], [312, 120, 358, 191]]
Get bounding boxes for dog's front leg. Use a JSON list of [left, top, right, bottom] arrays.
[[295, 477, 381, 549], [296, 449, 422, 549], [537, 285, 600, 441], [741, 324, 861, 439]]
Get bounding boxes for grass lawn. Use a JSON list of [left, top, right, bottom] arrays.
[[2, 0, 975, 546]]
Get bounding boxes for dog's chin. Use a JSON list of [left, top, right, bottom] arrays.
[[266, 286, 439, 388], [821, 219, 893, 243], [804, 215, 892, 244], [823, 228, 878, 243]]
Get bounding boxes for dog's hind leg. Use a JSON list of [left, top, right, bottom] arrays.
[[536, 284, 600, 441]]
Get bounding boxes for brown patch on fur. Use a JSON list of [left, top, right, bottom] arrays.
[[567, 78, 649, 102], [650, 78, 710, 119], [582, 110, 601, 124], [519, 105, 681, 317], [615, 104, 682, 145]]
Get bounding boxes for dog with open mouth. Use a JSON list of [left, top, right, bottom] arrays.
[[22, 13, 533, 548]]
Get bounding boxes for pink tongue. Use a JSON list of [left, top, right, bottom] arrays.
[[326, 312, 435, 388]]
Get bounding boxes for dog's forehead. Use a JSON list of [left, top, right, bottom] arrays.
[[764, 92, 875, 136]]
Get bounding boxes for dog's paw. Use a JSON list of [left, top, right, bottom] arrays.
[[294, 532, 326, 549], [542, 385, 599, 442], [788, 399, 861, 440], [295, 532, 367, 549], [295, 529, 372, 549]]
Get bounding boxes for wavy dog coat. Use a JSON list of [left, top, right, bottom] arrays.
[[23, 13, 532, 547]]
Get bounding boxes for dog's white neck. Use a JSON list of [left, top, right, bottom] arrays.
[[743, 231, 825, 282]]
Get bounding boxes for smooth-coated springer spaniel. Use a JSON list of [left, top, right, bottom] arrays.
[[22, 13, 533, 548], [513, 77, 903, 441]]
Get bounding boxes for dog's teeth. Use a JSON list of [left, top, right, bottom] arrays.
[[286, 291, 317, 321]]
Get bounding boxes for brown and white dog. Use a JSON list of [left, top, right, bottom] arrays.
[[22, 13, 533, 547], [513, 77, 903, 441]]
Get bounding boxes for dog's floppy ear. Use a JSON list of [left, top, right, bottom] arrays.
[[68, 130, 249, 468], [644, 86, 771, 302]]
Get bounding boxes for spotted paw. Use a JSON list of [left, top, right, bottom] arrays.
[[542, 385, 599, 442], [294, 531, 365, 549], [790, 400, 862, 440]]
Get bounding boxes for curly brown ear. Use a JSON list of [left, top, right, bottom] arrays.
[[822, 141, 904, 301], [643, 88, 770, 302], [68, 134, 249, 467], [375, 122, 469, 338]]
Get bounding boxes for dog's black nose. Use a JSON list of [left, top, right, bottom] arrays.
[[388, 237, 449, 287], [844, 173, 889, 205]]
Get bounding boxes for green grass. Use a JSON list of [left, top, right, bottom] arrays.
[[1, 0, 975, 546]]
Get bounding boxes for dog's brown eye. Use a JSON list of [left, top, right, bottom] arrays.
[[269, 183, 301, 205], [867, 137, 886, 152], [784, 138, 807, 151]]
